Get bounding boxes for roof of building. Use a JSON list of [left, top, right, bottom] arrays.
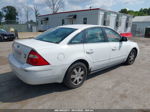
[[133, 16, 150, 22], [39, 8, 131, 17]]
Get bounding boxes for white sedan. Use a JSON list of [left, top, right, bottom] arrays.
[[8, 25, 139, 89]]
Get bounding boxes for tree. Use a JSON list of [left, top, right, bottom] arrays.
[[119, 8, 128, 14], [0, 11, 3, 24], [46, 0, 64, 14], [32, 5, 40, 24], [2, 6, 18, 24], [23, 5, 32, 23], [119, 8, 150, 16]]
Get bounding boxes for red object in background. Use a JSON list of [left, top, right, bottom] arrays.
[[120, 33, 133, 38]]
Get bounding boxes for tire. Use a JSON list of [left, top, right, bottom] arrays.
[[0, 35, 3, 42], [63, 62, 88, 89], [125, 49, 137, 65], [9, 38, 14, 41]]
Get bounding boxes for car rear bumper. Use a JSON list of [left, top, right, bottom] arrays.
[[8, 54, 67, 85]]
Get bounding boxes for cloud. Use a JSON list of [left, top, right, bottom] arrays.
[[34, 0, 46, 4], [0, 0, 148, 11], [120, 0, 142, 5]]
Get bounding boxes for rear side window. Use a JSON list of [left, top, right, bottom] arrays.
[[85, 28, 106, 43], [104, 28, 121, 42], [36, 28, 77, 43], [69, 32, 84, 44]]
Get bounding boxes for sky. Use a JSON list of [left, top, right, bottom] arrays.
[[0, 0, 150, 22]]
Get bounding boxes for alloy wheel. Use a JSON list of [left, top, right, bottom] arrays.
[[70, 66, 85, 85]]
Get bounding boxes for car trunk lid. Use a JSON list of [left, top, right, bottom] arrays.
[[12, 39, 58, 64]]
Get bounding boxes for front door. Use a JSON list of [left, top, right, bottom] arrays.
[[103, 28, 128, 65]]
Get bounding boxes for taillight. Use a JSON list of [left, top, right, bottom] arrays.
[[27, 50, 50, 66]]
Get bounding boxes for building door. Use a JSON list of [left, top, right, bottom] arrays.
[[145, 28, 150, 38]]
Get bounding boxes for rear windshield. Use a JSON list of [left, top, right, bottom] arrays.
[[36, 28, 77, 43]]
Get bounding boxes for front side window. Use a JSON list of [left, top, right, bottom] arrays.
[[85, 28, 105, 43], [36, 28, 77, 43], [104, 28, 121, 42], [70, 32, 84, 44]]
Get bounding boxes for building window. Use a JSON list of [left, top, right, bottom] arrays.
[[116, 14, 122, 28], [41, 17, 49, 25], [83, 18, 87, 24], [62, 19, 65, 25], [41, 20, 43, 25], [103, 12, 110, 26], [126, 17, 132, 29]]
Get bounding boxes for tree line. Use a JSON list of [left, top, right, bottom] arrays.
[[119, 8, 150, 16]]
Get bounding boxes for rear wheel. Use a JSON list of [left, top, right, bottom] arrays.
[[64, 62, 88, 89], [125, 49, 137, 65]]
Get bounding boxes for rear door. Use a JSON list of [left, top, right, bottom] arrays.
[[83, 27, 111, 71], [103, 28, 128, 65]]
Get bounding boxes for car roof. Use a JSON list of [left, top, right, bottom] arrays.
[[59, 24, 111, 30]]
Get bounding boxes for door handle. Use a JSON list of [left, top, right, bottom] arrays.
[[86, 49, 94, 54]]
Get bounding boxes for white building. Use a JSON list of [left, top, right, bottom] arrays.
[[132, 16, 150, 37], [38, 8, 132, 33]]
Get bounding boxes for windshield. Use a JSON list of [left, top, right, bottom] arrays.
[[36, 27, 77, 43], [0, 29, 7, 33]]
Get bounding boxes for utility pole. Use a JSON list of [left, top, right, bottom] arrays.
[[89, 0, 93, 9]]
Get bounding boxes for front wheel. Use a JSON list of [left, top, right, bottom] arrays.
[[125, 49, 137, 65], [63, 62, 88, 89], [0, 35, 4, 42]]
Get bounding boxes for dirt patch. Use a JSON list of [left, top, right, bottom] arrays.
[[18, 32, 42, 39], [0, 56, 8, 65]]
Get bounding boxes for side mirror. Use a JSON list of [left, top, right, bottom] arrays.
[[120, 36, 128, 42]]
